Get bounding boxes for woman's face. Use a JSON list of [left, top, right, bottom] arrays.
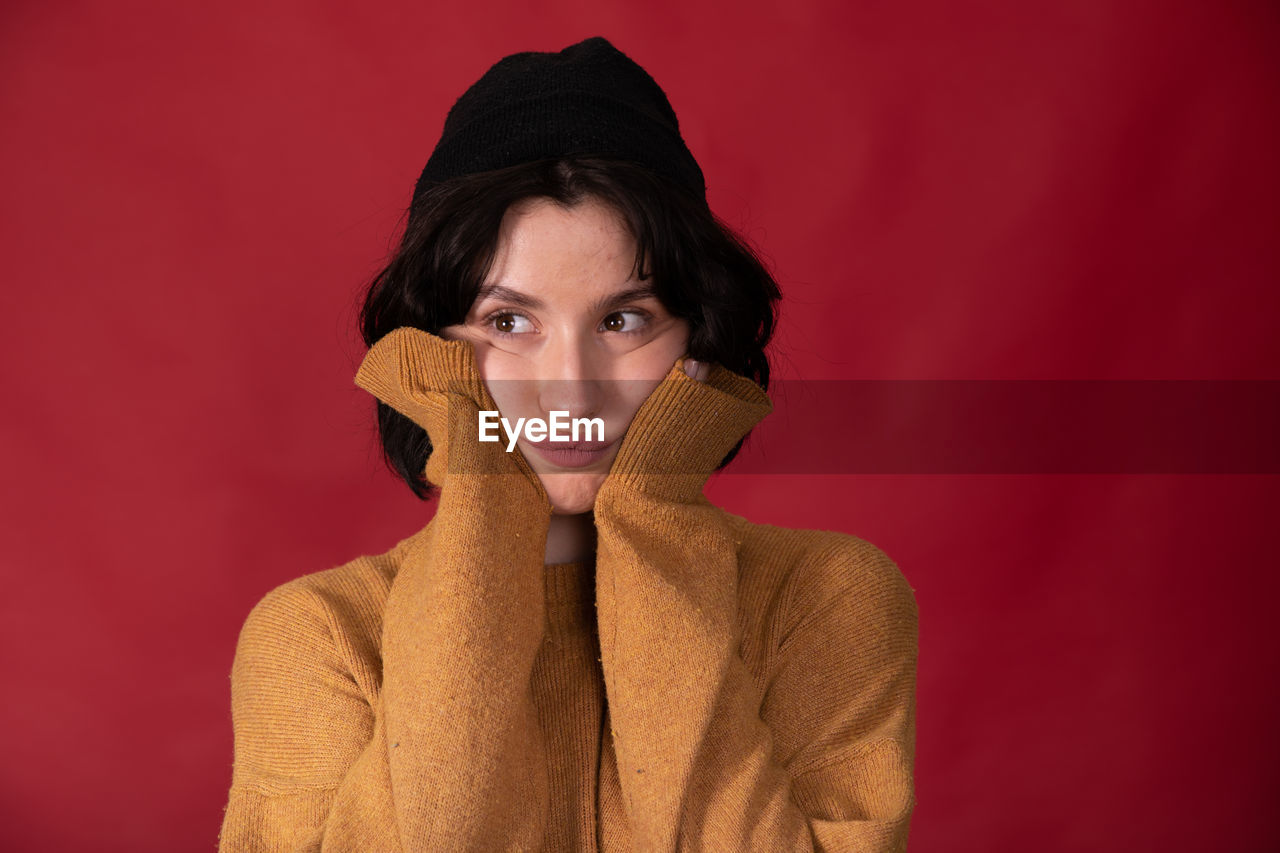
[[440, 195, 690, 514]]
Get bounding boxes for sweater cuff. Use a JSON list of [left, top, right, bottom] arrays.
[[353, 326, 548, 489], [353, 326, 496, 430], [604, 358, 773, 500]]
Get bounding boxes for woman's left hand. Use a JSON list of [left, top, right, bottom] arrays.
[[682, 357, 711, 383]]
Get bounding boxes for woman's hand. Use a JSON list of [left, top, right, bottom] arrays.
[[682, 357, 711, 383], [348, 326, 554, 849], [355, 326, 549, 502], [588, 355, 776, 848], [596, 355, 769, 505]]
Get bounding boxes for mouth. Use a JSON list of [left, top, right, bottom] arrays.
[[525, 437, 618, 470]]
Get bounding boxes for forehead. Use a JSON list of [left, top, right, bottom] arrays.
[[487, 196, 639, 289]]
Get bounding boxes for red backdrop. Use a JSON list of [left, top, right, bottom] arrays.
[[2, 2, 1277, 850]]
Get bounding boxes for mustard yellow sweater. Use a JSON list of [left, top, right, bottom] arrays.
[[218, 329, 918, 852]]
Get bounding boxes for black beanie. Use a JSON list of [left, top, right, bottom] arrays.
[[412, 36, 707, 210]]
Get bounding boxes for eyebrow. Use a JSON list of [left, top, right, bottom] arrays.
[[473, 284, 544, 311], [473, 282, 659, 314], [592, 282, 659, 313]]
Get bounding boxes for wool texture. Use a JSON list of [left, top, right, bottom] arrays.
[[218, 328, 918, 852], [412, 36, 707, 209]]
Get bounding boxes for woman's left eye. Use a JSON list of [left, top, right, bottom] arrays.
[[600, 310, 647, 333]]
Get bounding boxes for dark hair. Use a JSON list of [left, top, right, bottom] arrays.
[[359, 156, 780, 499]]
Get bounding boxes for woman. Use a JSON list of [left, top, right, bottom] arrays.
[[219, 36, 918, 852]]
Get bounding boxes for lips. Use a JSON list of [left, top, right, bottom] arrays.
[[526, 437, 618, 469]]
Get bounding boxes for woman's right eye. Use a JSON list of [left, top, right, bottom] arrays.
[[487, 312, 535, 336]]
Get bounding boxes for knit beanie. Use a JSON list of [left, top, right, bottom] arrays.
[[412, 36, 707, 209]]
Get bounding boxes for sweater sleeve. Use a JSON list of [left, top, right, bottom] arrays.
[[591, 360, 917, 852], [218, 579, 384, 852], [769, 540, 918, 850], [220, 327, 557, 851]]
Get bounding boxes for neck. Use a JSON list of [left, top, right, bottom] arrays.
[[545, 511, 596, 565]]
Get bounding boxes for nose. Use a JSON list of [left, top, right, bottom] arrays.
[[535, 332, 605, 423]]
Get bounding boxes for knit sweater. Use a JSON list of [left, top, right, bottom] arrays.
[[218, 328, 918, 852]]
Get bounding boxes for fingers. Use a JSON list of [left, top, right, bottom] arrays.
[[682, 358, 711, 383]]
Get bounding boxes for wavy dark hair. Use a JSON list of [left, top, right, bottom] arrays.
[[359, 156, 780, 499]]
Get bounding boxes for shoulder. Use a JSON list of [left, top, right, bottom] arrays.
[[227, 536, 414, 789], [227, 540, 409, 788], [233, 534, 410, 704], [240, 551, 395, 647], [723, 512, 918, 646]]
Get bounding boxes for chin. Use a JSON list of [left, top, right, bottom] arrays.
[[541, 471, 607, 515]]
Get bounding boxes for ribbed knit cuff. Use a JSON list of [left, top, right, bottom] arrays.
[[354, 326, 548, 490], [603, 358, 773, 502], [354, 327, 495, 430]]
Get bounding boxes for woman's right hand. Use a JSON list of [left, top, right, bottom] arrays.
[[354, 325, 548, 504], [340, 326, 554, 850]]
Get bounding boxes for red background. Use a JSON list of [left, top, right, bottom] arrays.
[[2, 1, 1278, 850]]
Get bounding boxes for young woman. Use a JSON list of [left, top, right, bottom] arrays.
[[219, 36, 918, 852]]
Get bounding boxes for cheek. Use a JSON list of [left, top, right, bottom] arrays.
[[610, 332, 688, 415], [615, 377, 662, 425], [474, 348, 538, 414]]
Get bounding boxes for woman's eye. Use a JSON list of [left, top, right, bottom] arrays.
[[600, 310, 646, 333], [489, 312, 534, 335]]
